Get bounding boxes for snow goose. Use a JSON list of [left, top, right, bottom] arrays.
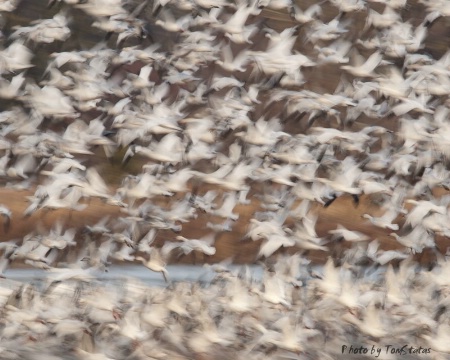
[[370, 248, 410, 266], [235, 117, 290, 146], [137, 228, 157, 254], [390, 93, 435, 116], [11, 11, 71, 43], [156, 196, 197, 224], [341, 51, 383, 77], [289, 3, 322, 23], [84, 216, 111, 235], [222, 276, 258, 314], [210, 75, 245, 92], [111, 244, 135, 262], [77, 167, 111, 200], [123, 133, 184, 165], [420, 0, 450, 16], [118, 305, 149, 345], [264, 26, 299, 58], [212, 1, 259, 41], [315, 257, 341, 296], [254, 163, 297, 186], [246, 213, 288, 241], [0, 41, 34, 73], [257, 232, 295, 258], [6, 153, 38, 179], [317, 158, 363, 196], [163, 234, 216, 262], [49, 157, 86, 174], [189, 190, 218, 213], [330, 0, 366, 13], [253, 272, 291, 307], [215, 44, 249, 72], [316, 39, 352, 64], [195, 159, 260, 193], [404, 199, 446, 228], [187, 310, 234, 354], [165, 289, 190, 318], [361, 148, 393, 172], [333, 272, 364, 311], [358, 177, 393, 196], [421, 212, 450, 236], [421, 324, 450, 353], [342, 301, 388, 338], [75, 0, 126, 17], [329, 225, 369, 243], [140, 301, 169, 330], [51, 319, 90, 339], [137, 82, 170, 107], [307, 16, 349, 42], [40, 222, 76, 250], [156, 168, 193, 194], [389, 226, 435, 254], [364, 6, 401, 30], [375, 66, 412, 100], [270, 141, 316, 165], [180, 116, 216, 144], [79, 287, 123, 323], [292, 219, 329, 252], [110, 229, 135, 248], [155, 10, 192, 33], [384, 264, 409, 306], [251, 316, 308, 354], [240, 83, 261, 105], [362, 209, 399, 231], [135, 248, 170, 283], [26, 84, 78, 118], [0, 0, 16, 12], [80, 237, 115, 271], [206, 218, 234, 232], [210, 191, 239, 220], [116, 173, 157, 205], [0, 73, 26, 99]]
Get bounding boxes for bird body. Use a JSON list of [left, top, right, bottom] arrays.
[[341, 51, 383, 77], [342, 301, 388, 338], [136, 249, 169, 283], [362, 209, 399, 231], [329, 225, 369, 242]]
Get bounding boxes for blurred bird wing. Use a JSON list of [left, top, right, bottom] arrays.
[[364, 302, 385, 334], [150, 247, 166, 265], [199, 233, 216, 246], [360, 51, 383, 72], [161, 242, 178, 258], [86, 167, 109, 194], [302, 212, 318, 238], [367, 239, 379, 259]]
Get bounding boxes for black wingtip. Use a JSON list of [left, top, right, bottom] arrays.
[[323, 194, 337, 208]]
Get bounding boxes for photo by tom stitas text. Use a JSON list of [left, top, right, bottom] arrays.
[[342, 344, 432, 357]]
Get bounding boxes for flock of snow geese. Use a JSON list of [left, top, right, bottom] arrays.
[[0, 0, 449, 358]]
